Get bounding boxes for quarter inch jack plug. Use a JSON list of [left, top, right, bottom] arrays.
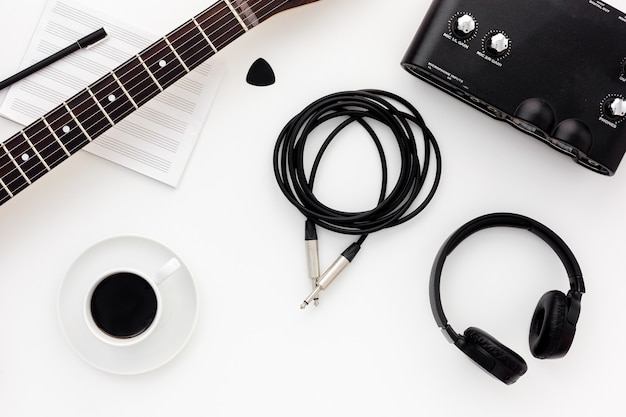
[[300, 242, 361, 309], [304, 220, 320, 306]]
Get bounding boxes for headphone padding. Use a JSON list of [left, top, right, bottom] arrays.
[[464, 327, 528, 379], [529, 290, 572, 359]]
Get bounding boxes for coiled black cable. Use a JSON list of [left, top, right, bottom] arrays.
[[274, 89, 442, 307], [273, 89, 442, 244]]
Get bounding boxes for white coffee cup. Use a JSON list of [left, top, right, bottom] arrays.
[[84, 257, 181, 347]]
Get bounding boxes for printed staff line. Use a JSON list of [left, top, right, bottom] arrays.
[[53, 2, 151, 49], [93, 136, 171, 172], [11, 99, 48, 120], [195, 63, 212, 76], [114, 120, 179, 153], [44, 20, 83, 42], [37, 65, 86, 91], [20, 80, 67, 104], [136, 107, 187, 134], [175, 78, 205, 95], [37, 40, 110, 75], [96, 42, 140, 63], [63, 54, 110, 76], [156, 92, 196, 114]]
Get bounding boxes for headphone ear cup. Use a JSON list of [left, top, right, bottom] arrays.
[[461, 327, 528, 384], [529, 290, 575, 359]]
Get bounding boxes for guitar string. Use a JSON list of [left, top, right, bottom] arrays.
[[0, 0, 242, 185], [0, 0, 292, 194], [3, 0, 281, 174], [1, 0, 290, 188], [8, 0, 292, 186]]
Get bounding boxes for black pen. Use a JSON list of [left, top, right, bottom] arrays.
[[0, 27, 108, 91]]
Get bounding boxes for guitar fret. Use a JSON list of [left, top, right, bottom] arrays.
[[192, 18, 218, 53], [224, 0, 249, 32], [232, 0, 260, 28], [87, 88, 115, 126], [66, 88, 116, 142], [21, 132, 51, 172], [164, 37, 191, 73], [0, 133, 31, 200], [1, 143, 31, 185], [42, 117, 71, 157], [111, 72, 139, 109], [26, 118, 69, 171], [6, 132, 50, 183], [0, 178, 13, 200], [137, 56, 164, 92], [0, 141, 28, 195], [167, 20, 215, 71], [89, 73, 136, 124], [196, 4, 246, 50], [138, 40, 187, 90], [115, 57, 162, 108], [46, 105, 91, 154], [63, 102, 93, 142]]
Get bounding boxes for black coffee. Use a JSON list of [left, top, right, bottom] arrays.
[[90, 272, 158, 339]]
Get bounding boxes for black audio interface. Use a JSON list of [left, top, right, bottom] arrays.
[[402, 0, 626, 175]]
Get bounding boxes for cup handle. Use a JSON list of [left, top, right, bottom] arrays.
[[153, 257, 181, 285]]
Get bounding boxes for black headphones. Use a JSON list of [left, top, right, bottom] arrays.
[[429, 213, 585, 385]]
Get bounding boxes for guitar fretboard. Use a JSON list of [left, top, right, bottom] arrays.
[[0, 0, 290, 205]]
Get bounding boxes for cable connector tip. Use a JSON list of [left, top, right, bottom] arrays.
[[301, 286, 322, 310]]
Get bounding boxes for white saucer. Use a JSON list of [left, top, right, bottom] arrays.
[[57, 235, 199, 375]]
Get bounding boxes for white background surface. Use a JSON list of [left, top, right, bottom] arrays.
[[0, 0, 624, 415]]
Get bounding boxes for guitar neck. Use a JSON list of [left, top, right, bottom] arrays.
[[0, 0, 313, 206]]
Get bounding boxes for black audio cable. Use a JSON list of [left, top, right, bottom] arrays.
[[273, 89, 442, 308]]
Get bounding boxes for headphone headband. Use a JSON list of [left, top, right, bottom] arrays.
[[429, 213, 585, 341]]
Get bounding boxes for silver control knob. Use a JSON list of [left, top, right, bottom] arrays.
[[489, 33, 510, 54], [456, 14, 476, 35], [609, 98, 626, 117]]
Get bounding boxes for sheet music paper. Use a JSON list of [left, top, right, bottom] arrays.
[[0, 0, 225, 187]]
